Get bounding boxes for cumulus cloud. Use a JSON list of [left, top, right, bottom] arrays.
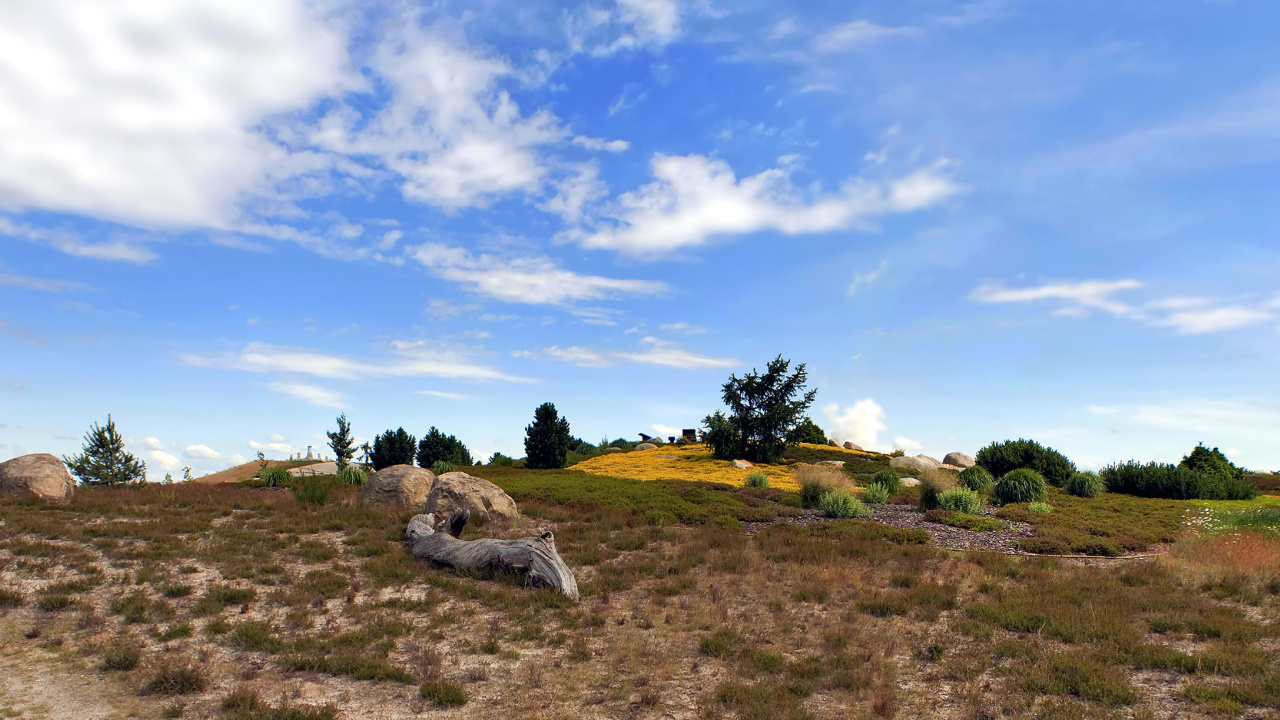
[[150, 450, 180, 470], [567, 155, 960, 256], [181, 341, 533, 383], [539, 163, 608, 223], [572, 136, 630, 152], [183, 444, 222, 460], [249, 437, 296, 456], [823, 399, 888, 451], [894, 436, 925, 455], [652, 424, 682, 438], [142, 437, 165, 451], [410, 243, 667, 306], [516, 337, 736, 369]]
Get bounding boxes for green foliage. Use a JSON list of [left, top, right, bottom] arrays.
[[975, 438, 1076, 486], [917, 472, 957, 512], [419, 681, 468, 707], [958, 466, 994, 493], [744, 471, 769, 489], [1100, 461, 1256, 500], [524, 402, 573, 470], [487, 452, 514, 466], [101, 640, 141, 670], [336, 465, 367, 486], [325, 413, 356, 470], [258, 466, 291, 488], [1063, 471, 1105, 498], [704, 355, 817, 464], [819, 490, 869, 519], [992, 469, 1048, 505], [785, 416, 827, 445], [800, 479, 827, 509], [371, 428, 416, 470], [871, 469, 901, 495], [63, 414, 146, 486], [431, 460, 455, 475], [861, 484, 890, 505], [417, 427, 472, 469], [292, 476, 338, 505], [1028, 502, 1053, 514], [938, 488, 983, 514]]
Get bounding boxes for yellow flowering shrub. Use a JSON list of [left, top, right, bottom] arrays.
[[574, 443, 800, 492]]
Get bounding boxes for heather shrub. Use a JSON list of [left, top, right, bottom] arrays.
[[992, 468, 1047, 505], [292, 476, 338, 505], [819, 490, 869, 519], [420, 680, 468, 707], [1100, 461, 1256, 500], [258, 466, 291, 488], [101, 640, 141, 671], [744, 471, 769, 489], [1063, 471, 1105, 498], [1028, 502, 1053, 514], [337, 465, 367, 486], [861, 484, 890, 505], [958, 465, 993, 493], [917, 469, 957, 511], [938, 488, 983, 514], [871, 469, 901, 495], [975, 438, 1076, 485]]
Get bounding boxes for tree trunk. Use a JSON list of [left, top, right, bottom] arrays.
[[406, 511, 579, 601]]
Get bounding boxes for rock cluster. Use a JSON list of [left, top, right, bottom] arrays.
[[362, 465, 519, 527]]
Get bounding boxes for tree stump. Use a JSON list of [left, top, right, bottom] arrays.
[[406, 511, 579, 601]]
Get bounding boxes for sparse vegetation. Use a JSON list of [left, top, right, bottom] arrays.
[[337, 465, 367, 486], [258, 466, 291, 488], [419, 680, 469, 707]]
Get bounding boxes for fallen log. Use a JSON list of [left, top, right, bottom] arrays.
[[406, 511, 579, 600]]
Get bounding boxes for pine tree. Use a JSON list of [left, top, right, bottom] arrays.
[[326, 413, 357, 469], [703, 355, 817, 464], [370, 428, 416, 471], [524, 402, 572, 470], [63, 414, 147, 486], [417, 427, 473, 469]]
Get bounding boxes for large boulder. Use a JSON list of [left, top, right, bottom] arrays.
[[943, 452, 976, 468], [361, 465, 435, 509], [889, 455, 937, 476], [634, 443, 658, 451], [827, 439, 841, 447], [816, 460, 846, 468], [843, 441, 864, 451], [0, 454, 75, 501], [731, 459, 753, 469], [426, 472, 519, 527]]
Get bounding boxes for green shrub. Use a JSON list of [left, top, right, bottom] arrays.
[[258, 466, 291, 488], [819, 490, 869, 519], [938, 488, 983, 514], [917, 471, 957, 511], [337, 465, 367, 486], [35, 594, 74, 611], [101, 640, 141, 670], [992, 469, 1047, 505], [487, 452, 514, 466], [785, 416, 827, 445], [292, 476, 338, 505], [1180, 443, 1247, 486], [871, 469, 901, 495], [800, 480, 827, 509], [958, 466, 994, 493], [744, 471, 769, 489], [975, 439, 1076, 485], [431, 460, 455, 475], [1028, 502, 1053, 514], [1063, 471, 1105, 498], [1100, 461, 1256, 500], [419, 680, 468, 707], [861, 484, 890, 505]]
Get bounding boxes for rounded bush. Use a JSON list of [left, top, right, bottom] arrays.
[[871, 469, 901, 495], [1063, 471, 1105, 498], [744, 471, 769, 489], [258, 466, 291, 488], [992, 468, 1047, 505], [937, 488, 983, 514], [957, 466, 994, 493], [337, 465, 368, 486], [860, 483, 890, 505], [975, 438, 1076, 486], [818, 490, 869, 519]]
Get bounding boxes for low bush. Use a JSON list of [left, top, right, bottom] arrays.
[[145, 662, 207, 695], [1063, 471, 1105, 498], [861, 484, 890, 505], [796, 465, 854, 509], [0, 588, 24, 608], [958, 466, 993, 493], [222, 688, 337, 720], [293, 476, 338, 505], [258, 466, 291, 488], [992, 469, 1047, 505], [871, 469, 901, 495], [419, 680, 468, 708], [1100, 461, 1256, 500], [819, 490, 869, 519], [101, 640, 141, 670], [1028, 502, 1053, 514], [917, 469, 957, 511], [744, 471, 769, 489], [337, 465, 368, 486], [938, 488, 983, 514], [976, 439, 1076, 485]]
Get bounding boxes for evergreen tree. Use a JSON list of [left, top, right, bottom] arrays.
[[785, 416, 828, 445], [524, 402, 572, 470], [417, 427, 473, 469], [326, 413, 357, 469], [1179, 443, 1247, 485], [703, 355, 817, 464], [63, 414, 147, 486], [370, 428, 416, 470]]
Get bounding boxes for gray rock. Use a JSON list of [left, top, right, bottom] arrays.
[[427, 472, 519, 527], [843, 441, 864, 451], [916, 454, 942, 467], [943, 452, 976, 468], [731, 459, 753, 469], [0, 453, 74, 501], [634, 443, 658, 451], [828, 439, 841, 447], [900, 478, 921, 488], [361, 465, 436, 509], [889, 455, 937, 476], [816, 460, 846, 467]]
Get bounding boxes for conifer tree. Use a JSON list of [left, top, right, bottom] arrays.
[[326, 413, 357, 469], [524, 402, 572, 470], [63, 414, 147, 486], [370, 428, 416, 470]]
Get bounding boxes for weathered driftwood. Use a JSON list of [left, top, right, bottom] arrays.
[[406, 511, 579, 600]]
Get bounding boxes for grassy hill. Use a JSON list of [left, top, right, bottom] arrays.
[[192, 459, 324, 485]]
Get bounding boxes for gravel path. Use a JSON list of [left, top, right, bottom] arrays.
[[743, 503, 1038, 553]]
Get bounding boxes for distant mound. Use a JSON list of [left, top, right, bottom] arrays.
[[192, 459, 323, 485]]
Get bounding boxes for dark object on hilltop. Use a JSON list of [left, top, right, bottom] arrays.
[[682, 429, 698, 442], [0, 453, 75, 500], [326, 413, 357, 470], [702, 355, 817, 464], [417, 427, 473, 469], [63, 414, 147, 486], [371, 428, 417, 471], [785, 416, 828, 445], [407, 510, 578, 600], [525, 402, 573, 470], [975, 438, 1076, 486]]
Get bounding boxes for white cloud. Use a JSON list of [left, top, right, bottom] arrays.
[[572, 136, 630, 152], [970, 279, 1144, 317], [249, 438, 296, 456], [183, 444, 222, 460], [652, 424, 682, 438], [514, 346, 613, 368], [517, 337, 736, 370], [567, 155, 960, 256], [150, 450, 180, 470], [1153, 307, 1274, 335], [847, 259, 888, 296], [1104, 400, 1280, 434], [0, 218, 159, 263], [410, 243, 667, 305], [894, 436, 925, 455], [268, 382, 346, 408], [416, 390, 468, 400], [539, 163, 608, 223], [0, 271, 89, 293], [230, 453, 247, 465], [617, 0, 681, 45], [0, 0, 350, 228], [823, 399, 888, 451], [658, 322, 707, 334], [269, 434, 286, 444], [142, 437, 165, 451], [813, 20, 920, 53], [182, 340, 533, 383]]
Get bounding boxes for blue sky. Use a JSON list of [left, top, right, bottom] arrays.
[[3, 0, 1279, 478]]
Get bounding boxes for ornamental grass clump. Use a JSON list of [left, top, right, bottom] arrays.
[[992, 468, 1047, 505], [258, 466, 291, 488], [917, 469, 958, 511], [744, 471, 769, 489], [796, 465, 855, 508], [337, 465, 368, 486], [871, 469, 901, 495], [1063, 471, 1106, 498], [958, 466, 994, 493], [937, 488, 983, 515], [861, 483, 890, 505], [819, 490, 869, 519]]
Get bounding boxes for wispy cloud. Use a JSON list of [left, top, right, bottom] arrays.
[[1088, 400, 1280, 436], [0, 272, 90, 293], [571, 136, 630, 152], [0, 321, 47, 346], [416, 390, 468, 400], [658, 322, 707, 334], [181, 341, 534, 383], [813, 20, 920, 53], [516, 337, 737, 370], [267, 381, 347, 409], [847, 259, 889, 296]]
